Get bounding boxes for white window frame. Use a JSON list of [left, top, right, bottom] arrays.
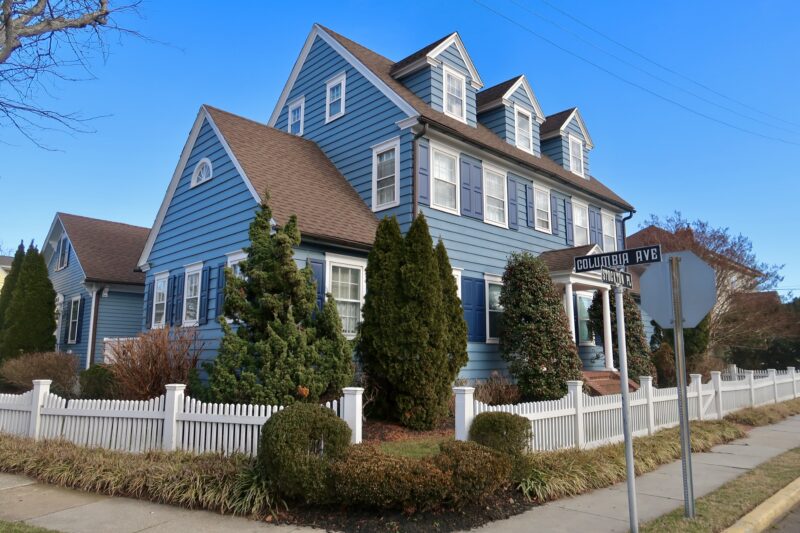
[[182, 262, 203, 327], [67, 296, 80, 344], [325, 254, 367, 340], [324, 72, 346, 123], [484, 274, 503, 344], [287, 97, 305, 136], [514, 105, 533, 153], [482, 163, 508, 228], [568, 134, 585, 178], [54, 294, 63, 340], [572, 199, 590, 247], [452, 268, 462, 300], [226, 250, 248, 278], [56, 235, 69, 271], [534, 186, 552, 234], [430, 142, 461, 216], [442, 65, 467, 123], [602, 212, 617, 252], [190, 157, 213, 188], [151, 272, 169, 328], [576, 290, 595, 346], [371, 136, 400, 211]]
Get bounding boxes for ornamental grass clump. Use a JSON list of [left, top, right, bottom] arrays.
[[724, 398, 800, 426]]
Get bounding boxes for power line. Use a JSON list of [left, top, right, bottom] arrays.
[[536, 0, 800, 130], [473, 0, 800, 146]]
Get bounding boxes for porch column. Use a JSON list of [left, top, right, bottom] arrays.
[[601, 288, 614, 370], [565, 282, 576, 342]]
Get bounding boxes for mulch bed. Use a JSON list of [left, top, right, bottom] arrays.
[[362, 418, 455, 443]]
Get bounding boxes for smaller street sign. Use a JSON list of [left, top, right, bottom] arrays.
[[574, 245, 662, 273], [601, 267, 633, 289]]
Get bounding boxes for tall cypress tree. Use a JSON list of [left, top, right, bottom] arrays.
[[435, 240, 468, 382], [1, 243, 56, 360], [0, 241, 25, 334]]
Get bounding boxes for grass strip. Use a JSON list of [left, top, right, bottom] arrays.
[[0, 521, 58, 533], [724, 398, 800, 427], [379, 436, 449, 458], [641, 446, 800, 532]]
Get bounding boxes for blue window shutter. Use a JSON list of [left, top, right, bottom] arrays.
[[589, 206, 602, 246], [174, 275, 185, 326], [309, 258, 325, 311], [462, 276, 486, 343], [460, 155, 483, 220], [215, 263, 226, 318], [145, 280, 154, 329], [525, 184, 534, 228], [166, 275, 175, 326], [65, 242, 70, 268], [550, 194, 559, 237], [75, 296, 85, 343], [199, 266, 211, 325], [474, 278, 486, 342], [54, 239, 62, 267], [616, 218, 625, 251], [471, 160, 483, 220], [565, 199, 575, 246], [460, 156, 472, 217], [507, 177, 518, 230], [418, 141, 430, 206]]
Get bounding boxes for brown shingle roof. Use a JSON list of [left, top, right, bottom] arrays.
[[540, 108, 577, 136], [205, 106, 378, 248], [318, 26, 634, 212], [539, 244, 597, 272], [390, 33, 452, 76], [58, 213, 149, 285], [0, 256, 12, 269], [476, 76, 522, 110]]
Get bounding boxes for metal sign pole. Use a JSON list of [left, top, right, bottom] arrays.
[[669, 256, 696, 518], [614, 285, 639, 533]]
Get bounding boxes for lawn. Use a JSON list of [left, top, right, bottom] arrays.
[[0, 521, 58, 532], [379, 436, 449, 458]]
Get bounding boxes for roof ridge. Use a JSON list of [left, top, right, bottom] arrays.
[[57, 212, 149, 232], [204, 104, 325, 148]]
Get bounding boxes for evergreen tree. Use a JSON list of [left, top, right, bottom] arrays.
[[588, 290, 656, 383], [650, 316, 710, 374], [435, 240, 468, 381], [204, 198, 353, 405], [1, 243, 56, 359], [0, 241, 25, 334], [499, 252, 583, 401]]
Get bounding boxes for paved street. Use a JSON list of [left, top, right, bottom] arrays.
[[771, 502, 800, 531]]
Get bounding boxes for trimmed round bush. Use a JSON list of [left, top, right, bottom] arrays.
[[468, 411, 531, 456], [79, 365, 118, 399], [433, 440, 512, 506], [257, 402, 351, 502]]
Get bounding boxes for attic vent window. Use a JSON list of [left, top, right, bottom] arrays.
[[443, 66, 466, 122], [568, 135, 585, 177], [191, 158, 213, 187]]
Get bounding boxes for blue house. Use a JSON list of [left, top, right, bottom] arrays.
[[137, 25, 635, 382], [45, 213, 149, 369]]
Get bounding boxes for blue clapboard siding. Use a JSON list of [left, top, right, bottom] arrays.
[[427, 43, 478, 127], [273, 36, 413, 230], [541, 137, 564, 167], [48, 232, 90, 368], [93, 291, 144, 364], [399, 68, 433, 105], [477, 107, 508, 141], [540, 114, 590, 175]]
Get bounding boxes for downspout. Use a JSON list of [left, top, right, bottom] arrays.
[[85, 286, 101, 369], [621, 210, 635, 249], [411, 122, 428, 220]]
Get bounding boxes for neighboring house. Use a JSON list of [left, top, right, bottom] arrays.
[[0, 255, 11, 292], [44, 213, 149, 369], [137, 25, 635, 380]]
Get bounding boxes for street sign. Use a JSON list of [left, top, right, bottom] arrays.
[[601, 267, 633, 289], [640, 250, 716, 329], [574, 245, 662, 273]]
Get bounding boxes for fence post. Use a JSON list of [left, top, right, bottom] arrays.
[[789, 367, 797, 399], [639, 376, 655, 435], [745, 370, 755, 407], [711, 371, 723, 419], [342, 387, 363, 444], [727, 363, 738, 378], [28, 379, 51, 440], [162, 384, 185, 451], [690, 374, 703, 421], [453, 386, 475, 441], [768, 369, 778, 404], [567, 381, 584, 448]]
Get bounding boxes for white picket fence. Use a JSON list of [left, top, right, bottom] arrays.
[[454, 366, 800, 451], [0, 381, 364, 456]]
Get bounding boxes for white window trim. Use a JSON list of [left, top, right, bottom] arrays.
[[67, 296, 80, 344], [151, 271, 169, 329], [56, 235, 69, 271], [514, 105, 533, 153], [226, 250, 247, 268], [572, 199, 590, 246], [324, 72, 346, 123], [287, 97, 305, 136], [602, 211, 617, 252], [371, 136, 401, 211], [568, 134, 585, 178], [54, 294, 63, 340], [325, 253, 368, 340], [575, 290, 595, 346], [442, 64, 467, 123], [429, 141, 461, 216], [182, 262, 203, 327], [190, 157, 213, 188], [484, 274, 503, 344], [482, 163, 508, 229], [533, 186, 552, 234], [452, 268, 462, 300]]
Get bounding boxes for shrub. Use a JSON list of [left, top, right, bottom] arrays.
[[433, 440, 512, 506], [473, 371, 521, 405], [107, 327, 200, 400], [79, 365, 117, 399], [651, 343, 676, 387], [0, 352, 77, 397], [468, 412, 531, 456], [257, 403, 351, 502]]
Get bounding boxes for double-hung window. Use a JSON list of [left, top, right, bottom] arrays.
[[431, 145, 459, 213], [576, 293, 593, 345], [372, 137, 400, 210], [443, 66, 466, 122], [67, 296, 80, 344], [515, 107, 533, 153], [325, 73, 346, 123], [534, 187, 551, 233], [569, 135, 584, 177], [55, 235, 69, 270], [485, 275, 503, 342], [483, 165, 507, 227], [573, 200, 589, 246], [152, 273, 168, 328], [226, 250, 247, 279], [288, 97, 304, 136], [602, 213, 617, 252], [183, 263, 203, 326], [326, 255, 367, 339]]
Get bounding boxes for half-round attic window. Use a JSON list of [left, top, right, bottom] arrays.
[[191, 158, 213, 187]]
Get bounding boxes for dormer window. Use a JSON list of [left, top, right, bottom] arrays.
[[325, 72, 346, 123], [443, 66, 466, 122], [55, 235, 69, 270], [191, 158, 213, 188], [515, 107, 533, 153], [569, 135, 584, 177], [288, 97, 304, 136]]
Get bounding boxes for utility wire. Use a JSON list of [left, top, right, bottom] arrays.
[[473, 0, 800, 146], [536, 0, 800, 130], [509, 0, 800, 136]]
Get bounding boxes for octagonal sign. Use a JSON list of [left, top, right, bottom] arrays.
[[640, 250, 716, 328]]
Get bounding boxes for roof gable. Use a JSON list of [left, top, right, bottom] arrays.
[[391, 32, 484, 89], [541, 107, 594, 149], [539, 244, 601, 273], [477, 75, 544, 122]]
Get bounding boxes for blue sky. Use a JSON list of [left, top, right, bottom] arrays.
[[2, 0, 798, 295]]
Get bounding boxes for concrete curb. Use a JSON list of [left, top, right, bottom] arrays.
[[724, 476, 800, 532]]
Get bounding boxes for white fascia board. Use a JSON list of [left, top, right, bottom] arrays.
[[557, 108, 594, 149], [427, 32, 484, 89], [503, 76, 544, 124]]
